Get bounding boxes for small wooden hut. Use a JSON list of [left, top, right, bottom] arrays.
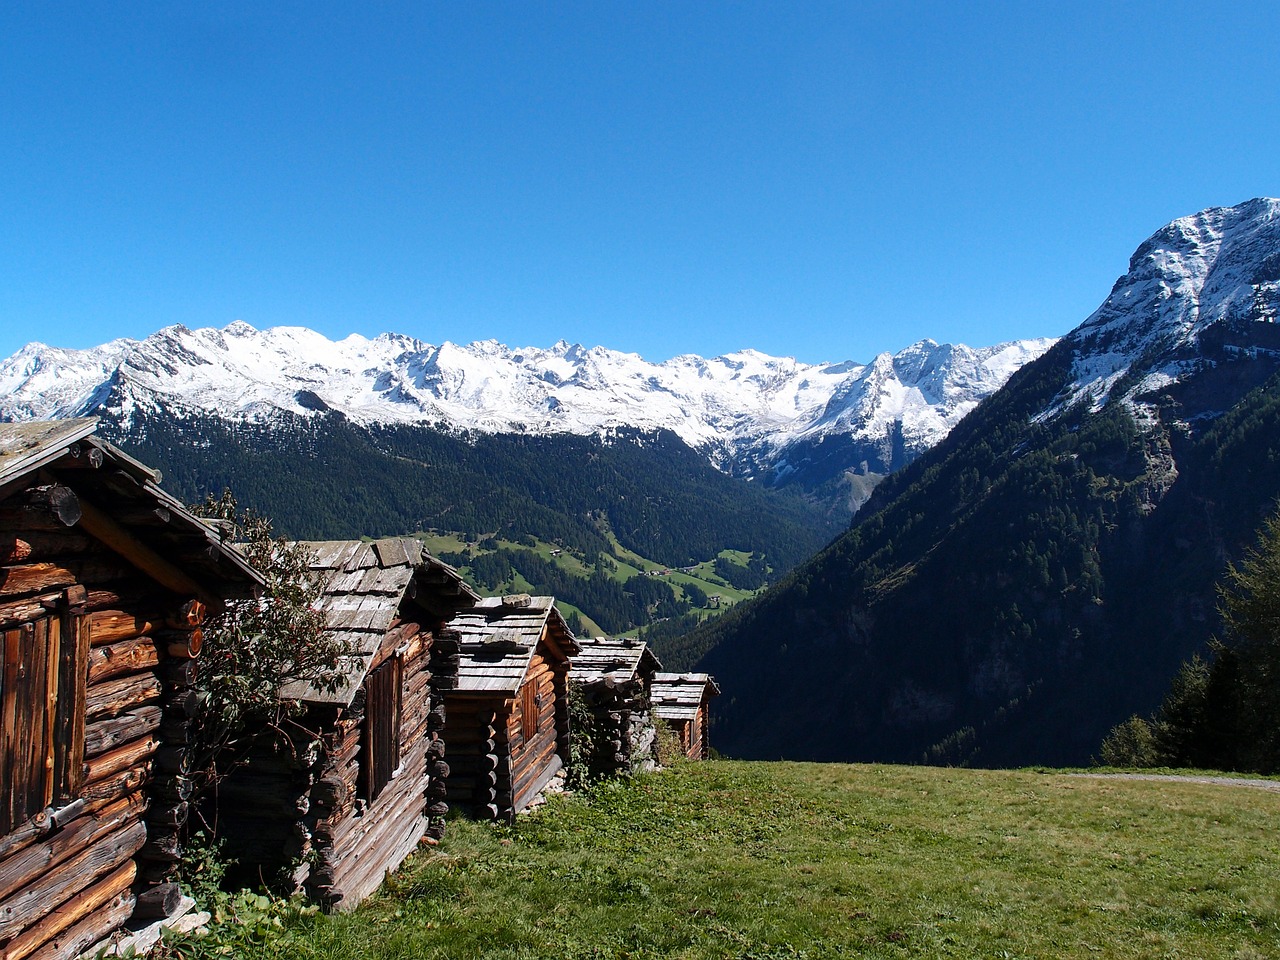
[[213, 538, 477, 911], [0, 418, 263, 960], [651, 672, 721, 760], [443, 595, 578, 821], [569, 637, 663, 777]]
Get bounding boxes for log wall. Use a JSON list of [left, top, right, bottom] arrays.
[[0, 513, 202, 960], [445, 640, 571, 822], [577, 678, 657, 778], [667, 706, 710, 761], [214, 619, 460, 912]]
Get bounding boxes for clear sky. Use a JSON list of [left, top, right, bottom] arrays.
[[1, 2, 1277, 365]]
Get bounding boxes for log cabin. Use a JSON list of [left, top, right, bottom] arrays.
[[568, 637, 663, 777], [443, 595, 578, 821], [211, 538, 477, 911], [0, 418, 264, 960], [650, 672, 721, 760]]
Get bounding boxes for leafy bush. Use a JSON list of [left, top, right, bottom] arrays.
[[1098, 715, 1160, 766], [187, 492, 351, 823]]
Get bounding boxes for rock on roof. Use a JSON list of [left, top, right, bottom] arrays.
[[449, 594, 579, 696], [651, 672, 721, 721]]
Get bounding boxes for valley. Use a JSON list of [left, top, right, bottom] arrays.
[[416, 527, 767, 643], [3, 198, 1280, 771], [685, 198, 1280, 767]]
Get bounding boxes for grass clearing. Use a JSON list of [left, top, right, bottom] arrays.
[[192, 761, 1280, 958]]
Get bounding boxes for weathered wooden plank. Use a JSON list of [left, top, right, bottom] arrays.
[[2, 618, 54, 833], [0, 594, 61, 630], [81, 763, 150, 805], [511, 734, 560, 811], [0, 560, 123, 600], [3, 626, 31, 834], [87, 634, 160, 685], [85, 672, 163, 722], [88, 610, 158, 647], [513, 752, 563, 815], [0, 799, 84, 863], [82, 737, 158, 788], [328, 810, 426, 912], [36, 617, 58, 812], [0, 859, 135, 960], [0, 817, 148, 938], [20, 887, 134, 960], [370, 538, 410, 569], [56, 594, 89, 803], [0, 794, 144, 904]]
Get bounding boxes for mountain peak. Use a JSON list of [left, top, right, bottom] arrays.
[[0, 324, 1053, 494], [1054, 198, 1280, 416]]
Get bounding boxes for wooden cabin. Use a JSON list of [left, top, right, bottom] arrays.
[[443, 595, 579, 821], [651, 672, 721, 760], [0, 418, 263, 960], [213, 538, 477, 911], [569, 636, 663, 777]]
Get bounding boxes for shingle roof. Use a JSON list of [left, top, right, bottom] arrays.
[[651, 672, 721, 721], [449, 595, 578, 695], [278, 538, 478, 705], [570, 636, 662, 685], [0, 417, 263, 601]]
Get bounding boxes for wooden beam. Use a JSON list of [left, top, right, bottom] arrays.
[[50, 443, 105, 471], [0, 486, 82, 531], [73, 497, 212, 607]]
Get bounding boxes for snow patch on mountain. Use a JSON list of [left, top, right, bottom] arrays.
[[0, 322, 1055, 479], [1047, 198, 1280, 419]]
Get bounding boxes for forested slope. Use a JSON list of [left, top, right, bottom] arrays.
[[681, 343, 1280, 766], [108, 406, 836, 581]]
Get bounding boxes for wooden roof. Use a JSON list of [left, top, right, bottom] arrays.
[[279, 538, 479, 705], [450, 595, 579, 696], [651, 672, 721, 721], [0, 417, 264, 603], [570, 636, 662, 686]]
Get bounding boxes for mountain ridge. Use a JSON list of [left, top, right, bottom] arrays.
[[677, 197, 1280, 766], [0, 325, 1052, 500]]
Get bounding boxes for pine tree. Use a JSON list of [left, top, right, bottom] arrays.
[[1217, 508, 1280, 771]]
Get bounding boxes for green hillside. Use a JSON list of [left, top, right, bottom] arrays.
[[106, 408, 833, 638], [109, 409, 836, 571], [679, 342, 1280, 767], [164, 760, 1280, 959], [420, 530, 765, 639]]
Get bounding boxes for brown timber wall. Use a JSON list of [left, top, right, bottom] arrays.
[[506, 653, 562, 815], [0, 521, 201, 960], [216, 619, 457, 911], [315, 627, 433, 909]]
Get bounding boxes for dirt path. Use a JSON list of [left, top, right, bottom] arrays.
[[1071, 772, 1280, 793]]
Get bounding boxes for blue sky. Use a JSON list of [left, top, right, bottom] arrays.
[[1, 2, 1277, 365]]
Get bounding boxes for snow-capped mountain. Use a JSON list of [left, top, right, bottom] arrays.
[[695, 199, 1280, 768], [0, 323, 1053, 488], [1045, 197, 1280, 419]]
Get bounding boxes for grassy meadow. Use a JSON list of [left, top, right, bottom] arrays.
[[174, 761, 1280, 959]]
